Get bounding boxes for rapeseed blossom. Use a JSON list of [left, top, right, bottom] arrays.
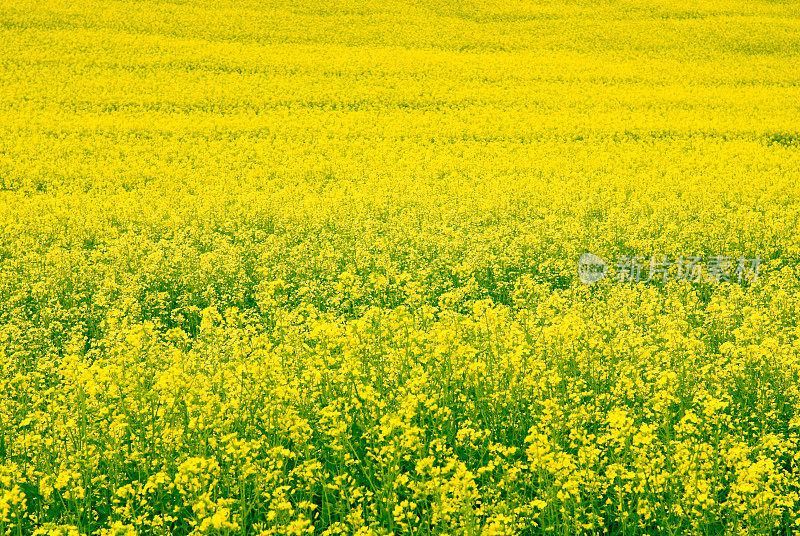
[[1, 0, 800, 534]]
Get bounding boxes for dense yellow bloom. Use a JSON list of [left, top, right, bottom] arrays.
[[1, 0, 800, 534]]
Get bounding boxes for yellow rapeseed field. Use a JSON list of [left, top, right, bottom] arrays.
[[1, 0, 800, 534]]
